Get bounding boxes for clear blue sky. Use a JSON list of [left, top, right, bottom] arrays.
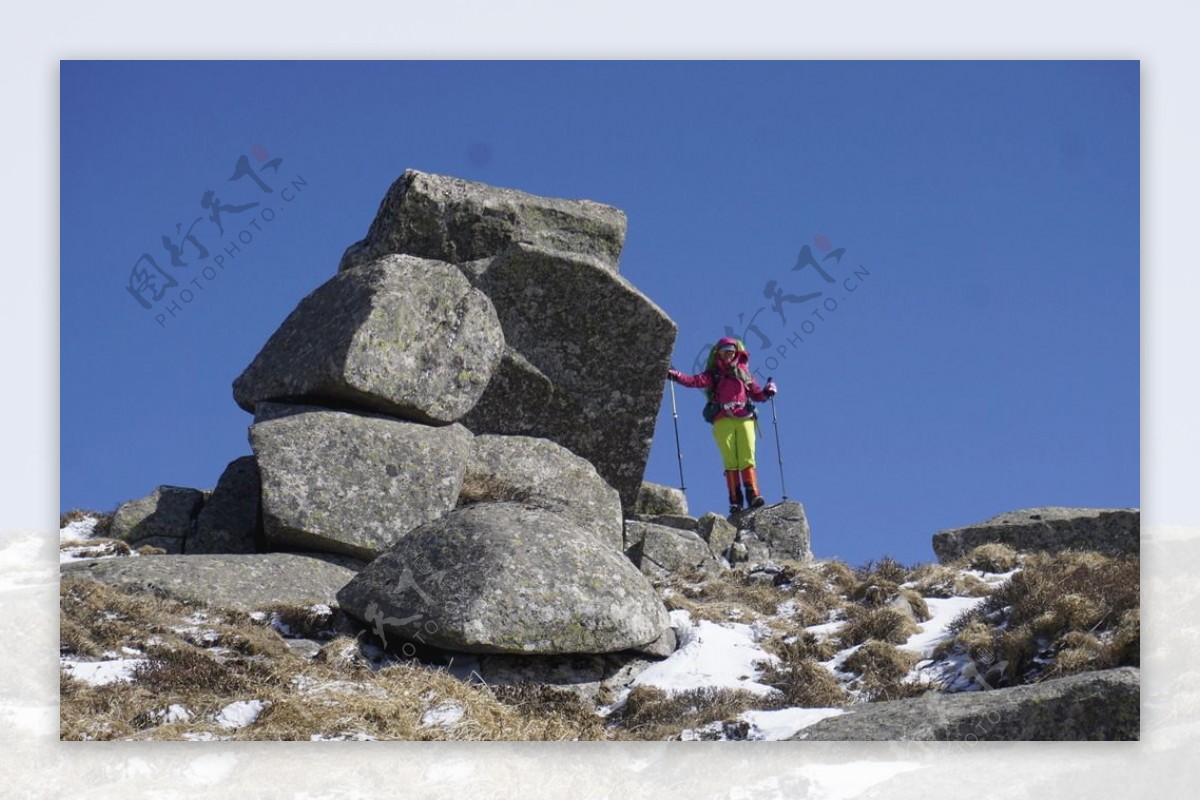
[[60, 60, 1139, 567]]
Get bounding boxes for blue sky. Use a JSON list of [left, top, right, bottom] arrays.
[[60, 60, 1139, 567]]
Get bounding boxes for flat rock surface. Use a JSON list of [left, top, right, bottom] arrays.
[[933, 507, 1140, 563], [794, 667, 1140, 741], [337, 169, 628, 273], [61, 552, 365, 611]]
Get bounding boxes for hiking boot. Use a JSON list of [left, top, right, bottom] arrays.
[[740, 466, 764, 509], [725, 470, 744, 515]]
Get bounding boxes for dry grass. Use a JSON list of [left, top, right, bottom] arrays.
[[660, 560, 847, 630], [941, 551, 1140, 684], [840, 641, 930, 702], [456, 471, 533, 507], [838, 606, 919, 649], [60, 576, 606, 741], [959, 543, 1020, 573], [757, 657, 849, 709], [856, 556, 911, 584], [760, 631, 838, 664], [908, 564, 995, 599], [607, 686, 767, 740]]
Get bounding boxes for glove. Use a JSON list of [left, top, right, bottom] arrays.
[[667, 368, 683, 383], [764, 379, 778, 398]]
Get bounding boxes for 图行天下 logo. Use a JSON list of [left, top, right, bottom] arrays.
[[123, 145, 308, 328]]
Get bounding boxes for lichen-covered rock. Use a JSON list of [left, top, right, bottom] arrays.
[[792, 667, 1139, 741], [735, 502, 813, 562], [696, 513, 737, 562], [187, 456, 260, 554], [932, 507, 1140, 563], [338, 169, 628, 274], [61, 552, 364, 611], [109, 486, 206, 554], [336, 503, 671, 655], [624, 521, 722, 578], [635, 483, 689, 517], [460, 242, 677, 513], [233, 255, 504, 425], [250, 404, 472, 560], [461, 435, 623, 551]]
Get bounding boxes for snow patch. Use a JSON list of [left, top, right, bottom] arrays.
[[215, 699, 269, 729], [421, 701, 465, 728], [630, 610, 780, 698], [61, 658, 146, 686], [740, 707, 846, 740]]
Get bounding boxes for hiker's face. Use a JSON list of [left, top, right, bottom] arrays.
[[718, 349, 736, 362]]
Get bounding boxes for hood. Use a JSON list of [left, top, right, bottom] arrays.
[[706, 337, 751, 373]]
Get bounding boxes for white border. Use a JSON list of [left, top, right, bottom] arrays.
[[6, 1, 1196, 797]]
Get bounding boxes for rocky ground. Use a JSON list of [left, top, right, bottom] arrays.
[[58, 511, 1139, 741]]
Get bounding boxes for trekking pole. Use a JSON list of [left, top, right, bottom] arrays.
[[767, 376, 789, 501], [668, 379, 687, 494]]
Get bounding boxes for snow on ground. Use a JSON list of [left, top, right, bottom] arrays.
[[215, 699, 269, 729], [60, 517, 99, 543], [739, 707, 846, 740], [61, 658, 146, 686], [421, 701, 465, 728], [901, 595, 986, 657], [630, 610, 779, 698]]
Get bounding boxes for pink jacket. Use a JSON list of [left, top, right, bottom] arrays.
[[671, 339, 770, 422]]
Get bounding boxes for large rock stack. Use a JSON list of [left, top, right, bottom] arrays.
[[81, 171, 817, 662], [231, 171, 679, 656]]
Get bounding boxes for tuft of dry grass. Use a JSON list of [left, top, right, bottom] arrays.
[[907, 564, 995, 599], [760, 631, 838, 665], [960, 543, 1019, 573], [757, 657, 849, 709], [607, 686, 768, 740], [456, 472, 533, 507], [856, 556, 911, 585], [838, 606, 919, 649], [840, 641, 930, 702]]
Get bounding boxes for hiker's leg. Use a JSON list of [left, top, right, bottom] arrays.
[[734, 419, 765, 507], [713, 418, 744, 512]]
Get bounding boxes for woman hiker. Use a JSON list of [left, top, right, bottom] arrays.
[[668, 337, 778, 515]]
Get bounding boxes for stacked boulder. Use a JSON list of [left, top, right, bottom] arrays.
[[92, 171, 680, 659], [82, 171, 819, 662]]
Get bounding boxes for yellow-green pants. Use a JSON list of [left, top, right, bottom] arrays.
[[712, 415, 757, 470]]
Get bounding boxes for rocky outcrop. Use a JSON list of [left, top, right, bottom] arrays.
[[792, 667, 1139, 741], [635, 483, 689, 517], [233, 255, 505, 425], [625, 521, 722, 578], [461, 435, 623, 551], [456, 243, 676, 513], [187, 456, 260, 554], [337, 169, 628, 275], [61, 552, 364, 610], [250, 404, 473, 560], [696, 513, 737, 563], [109, 486, 206, 554], [734, 502, 814, 563], [932, 507, 1140, 563], [336, 503, 671, 655]]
